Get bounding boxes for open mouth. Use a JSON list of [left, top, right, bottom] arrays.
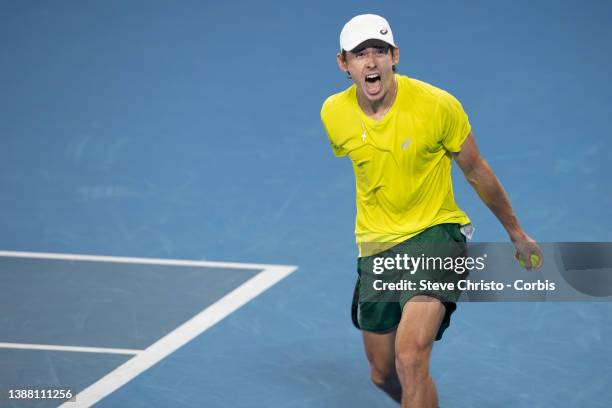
[[365, 73, 381, 83], [364, 73, 382, 95]]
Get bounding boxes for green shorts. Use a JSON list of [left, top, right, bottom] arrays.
[[351, 223, 468, 341]]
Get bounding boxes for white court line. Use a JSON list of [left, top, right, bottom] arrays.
[[0, 342, 141, 355], [30, 260, 296, 408], [0, 250, 279, 270], [1, 251, 297, 406]]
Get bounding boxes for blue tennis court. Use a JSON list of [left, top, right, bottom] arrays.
[[2, 1, 611, 407]]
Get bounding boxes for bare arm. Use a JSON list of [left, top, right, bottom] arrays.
[[453, 132, 543, 268]]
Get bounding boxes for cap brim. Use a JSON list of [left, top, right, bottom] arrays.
[[344, 37, 396, 52]]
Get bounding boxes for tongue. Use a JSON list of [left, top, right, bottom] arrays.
[[365, 78, 382, 95]]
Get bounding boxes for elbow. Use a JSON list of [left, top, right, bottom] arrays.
[[465, 170, 480, 187], [464, 158, 491, 186]]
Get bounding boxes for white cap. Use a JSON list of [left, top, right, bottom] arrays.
[[340, 14, 396, 52]]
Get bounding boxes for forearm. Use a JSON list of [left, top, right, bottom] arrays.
[[463, 160, 526, 242]]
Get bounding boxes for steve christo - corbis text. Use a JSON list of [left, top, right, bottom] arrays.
[[371, 253, 556, 292]]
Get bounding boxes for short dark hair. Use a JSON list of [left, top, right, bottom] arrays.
[[341, 46, 397, 72]]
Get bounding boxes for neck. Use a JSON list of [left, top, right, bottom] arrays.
[[357, 75, 398, 120]]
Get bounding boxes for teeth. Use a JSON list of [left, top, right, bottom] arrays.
[[366, 74, 379, 79]]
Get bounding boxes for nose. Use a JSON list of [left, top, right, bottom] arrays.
[[365, 52, 377, 68]]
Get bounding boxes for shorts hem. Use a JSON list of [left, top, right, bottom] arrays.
[[399, 291, 458, 310], [357, 323, 399, 333]]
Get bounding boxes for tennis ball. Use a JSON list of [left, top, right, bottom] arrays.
[[519, 254, 540, 269]]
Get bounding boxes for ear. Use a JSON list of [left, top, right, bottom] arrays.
[[336, 52, 349, 73], [392, 47, 400, 66]]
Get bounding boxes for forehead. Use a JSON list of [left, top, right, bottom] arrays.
[[350, 39, 391, 53]]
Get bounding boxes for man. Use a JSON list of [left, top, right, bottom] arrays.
[[320, 14, 543, 408]]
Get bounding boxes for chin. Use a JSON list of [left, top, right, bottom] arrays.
[[363, 86, 386, 100]]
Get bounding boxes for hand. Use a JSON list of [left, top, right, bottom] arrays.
[[513, 234, 544, 270]]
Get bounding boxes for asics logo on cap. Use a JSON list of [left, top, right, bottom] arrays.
[[380, 28, 388, 35]]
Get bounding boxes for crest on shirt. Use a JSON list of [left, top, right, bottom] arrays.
[[401, 137, 412, 150]]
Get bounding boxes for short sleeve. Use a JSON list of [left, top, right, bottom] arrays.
[[438, 92, 471, 153], [320, 102, 348, 157]]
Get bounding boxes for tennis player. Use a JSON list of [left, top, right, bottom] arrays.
[[320, 14, 543, 407]]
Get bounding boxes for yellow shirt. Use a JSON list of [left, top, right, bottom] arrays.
[[320, 74, 471, 256]]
